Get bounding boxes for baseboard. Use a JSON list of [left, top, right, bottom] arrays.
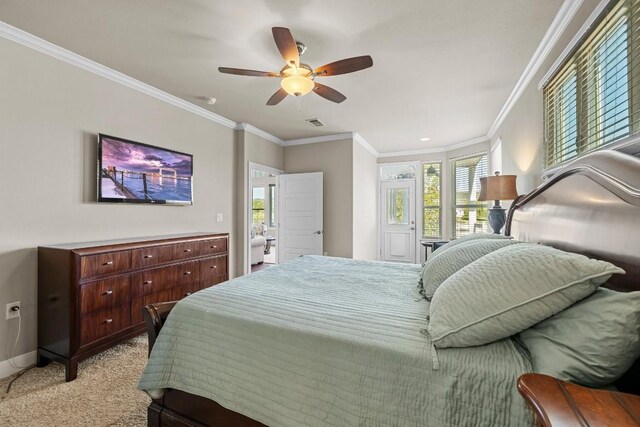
[[0, 350, 37, 379]]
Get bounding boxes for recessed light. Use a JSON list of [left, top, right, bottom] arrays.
[[203, 97, 216, 105], [419, 137, 430, 142]]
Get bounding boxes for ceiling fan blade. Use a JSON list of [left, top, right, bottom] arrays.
[[272, 27, 299, 67], [218, 67, 277, 77], [314, 56, 373, 76], [313, 83, 346, 103], [267, 88, 288, 106]]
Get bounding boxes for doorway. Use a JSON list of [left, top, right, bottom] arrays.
[[379, 163, 419, 263], [248, 163, 282, 273]]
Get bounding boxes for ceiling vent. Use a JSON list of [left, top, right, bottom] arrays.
[[305, 118, 325, 127]]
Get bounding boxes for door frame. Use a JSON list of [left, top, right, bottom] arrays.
[[247, 162, 283, 274], [378, 161, 421, 263]]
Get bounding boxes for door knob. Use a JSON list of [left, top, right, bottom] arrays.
[[313, 230, 323, 235], [410, 227, 415, 231]]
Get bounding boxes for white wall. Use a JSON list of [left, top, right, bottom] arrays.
[[0, 37, 236, 363], [352, 141, 378, 260], [491, 0, 602, 194]]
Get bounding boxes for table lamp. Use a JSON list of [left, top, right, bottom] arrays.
[[478, 172, 518, 234]]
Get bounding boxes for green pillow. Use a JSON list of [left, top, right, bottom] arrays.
[[422, 239, 523, 301], [519, 288, 640, 387], [429, 233, 512, 262], [428, 244, 624, 348], [420, 234, 512, 289]]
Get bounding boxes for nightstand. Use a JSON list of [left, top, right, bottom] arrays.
[[420, 240, 448, 262], [517, 373, 640, 426]]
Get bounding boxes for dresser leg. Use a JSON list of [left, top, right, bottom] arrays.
[[36, 350, 51, 368], [65, 359, 78, 382]]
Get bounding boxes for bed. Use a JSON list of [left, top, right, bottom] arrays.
[[138, 148, 640, 426]]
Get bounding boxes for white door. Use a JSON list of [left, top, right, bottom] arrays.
[[278, 172, 323, 263], [380, 180, 416, 263]]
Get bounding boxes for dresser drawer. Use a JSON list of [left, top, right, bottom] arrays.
[[131, 266, 174, 297], [172, 242, 200, 260], [200, 256, 228, 282], [200, 274, 228, 291], [171, 283, 197, 300], [174, 261, 200, 286], [131, 289, 174, 325], [200, 238, 227, 256], [80, 251, 131, 279], [80, 303, 130, 345], [79, 276, 130, 314], [131, 245, 172, 269]]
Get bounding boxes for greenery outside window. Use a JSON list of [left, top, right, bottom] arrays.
[[544, 0, 640, 168], [452, 154, 488, 238], [252, 187, 265, 224], [422, 162, 441, 238]]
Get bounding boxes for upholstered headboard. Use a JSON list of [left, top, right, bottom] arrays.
[[505, 148, 640, 394]]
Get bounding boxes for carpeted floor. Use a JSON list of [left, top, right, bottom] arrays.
[[0, 335, 150, 426]]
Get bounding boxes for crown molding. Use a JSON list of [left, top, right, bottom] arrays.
[[236, 123, 284, 145], [538, 0, 609, 90], [487, 0, 583, 138], [281, 132, 355, 146], [377, 136, 489, 158], [0, 20, 237, 129], [353, 132, 380, 157]]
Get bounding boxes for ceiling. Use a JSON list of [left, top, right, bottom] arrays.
[[0, 0, 563, 153]]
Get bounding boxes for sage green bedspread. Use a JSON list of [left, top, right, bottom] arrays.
[[138, 255, 535, 426]]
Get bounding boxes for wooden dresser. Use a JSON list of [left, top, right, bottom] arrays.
[[37, 232, 229, 381]]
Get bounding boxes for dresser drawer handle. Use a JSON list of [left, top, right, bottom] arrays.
[[103, 261, 114, 266], [104, 318, 113, 324], [183, 271, 192, 275], [184, 249, 192, 253], [143, 280, 153, 285], [144, 254, 153, 259], [211, 265, 217, 269], [102, 290, 113, 296], [212, 245, 217, 249]]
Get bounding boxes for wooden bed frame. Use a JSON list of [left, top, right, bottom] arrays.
[[142, 148, 640, 426]]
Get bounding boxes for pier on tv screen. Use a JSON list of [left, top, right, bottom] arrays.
[[98, 134, 193, 205]]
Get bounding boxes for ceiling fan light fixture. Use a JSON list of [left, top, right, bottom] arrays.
[[281, 75, 315, 96]]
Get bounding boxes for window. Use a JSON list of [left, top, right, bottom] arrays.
[[544, 0, 639, 167], [452, 154, 488, 238], [268, 184, 276, 227], [252, 187, 265, 224], [379, 164, 416, 180], [422, 162, 441, 238], [386, 187, 410, 225]]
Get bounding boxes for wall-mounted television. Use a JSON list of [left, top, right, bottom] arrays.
[[98, 134, 193, 205]]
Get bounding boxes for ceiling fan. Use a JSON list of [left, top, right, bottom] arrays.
[[219, 27, 373, 106]]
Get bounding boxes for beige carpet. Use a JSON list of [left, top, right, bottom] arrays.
[[0, 335, 150, 426]]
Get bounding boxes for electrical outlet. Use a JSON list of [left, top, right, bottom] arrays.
[[6, 301, 20, 319], [216, 213, 223, 222]]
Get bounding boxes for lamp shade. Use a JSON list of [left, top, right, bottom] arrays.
[[478, 173, 518, 201], [280, 75, 315, 96]]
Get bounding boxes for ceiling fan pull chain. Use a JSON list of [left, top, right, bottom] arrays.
[[297, 96, 302, 118]]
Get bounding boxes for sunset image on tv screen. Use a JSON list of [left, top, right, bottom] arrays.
[[100, 136, 193, 203]]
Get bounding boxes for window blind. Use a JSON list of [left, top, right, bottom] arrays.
[[544, 0, 640, 167], [452, 154, 488, 238]]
